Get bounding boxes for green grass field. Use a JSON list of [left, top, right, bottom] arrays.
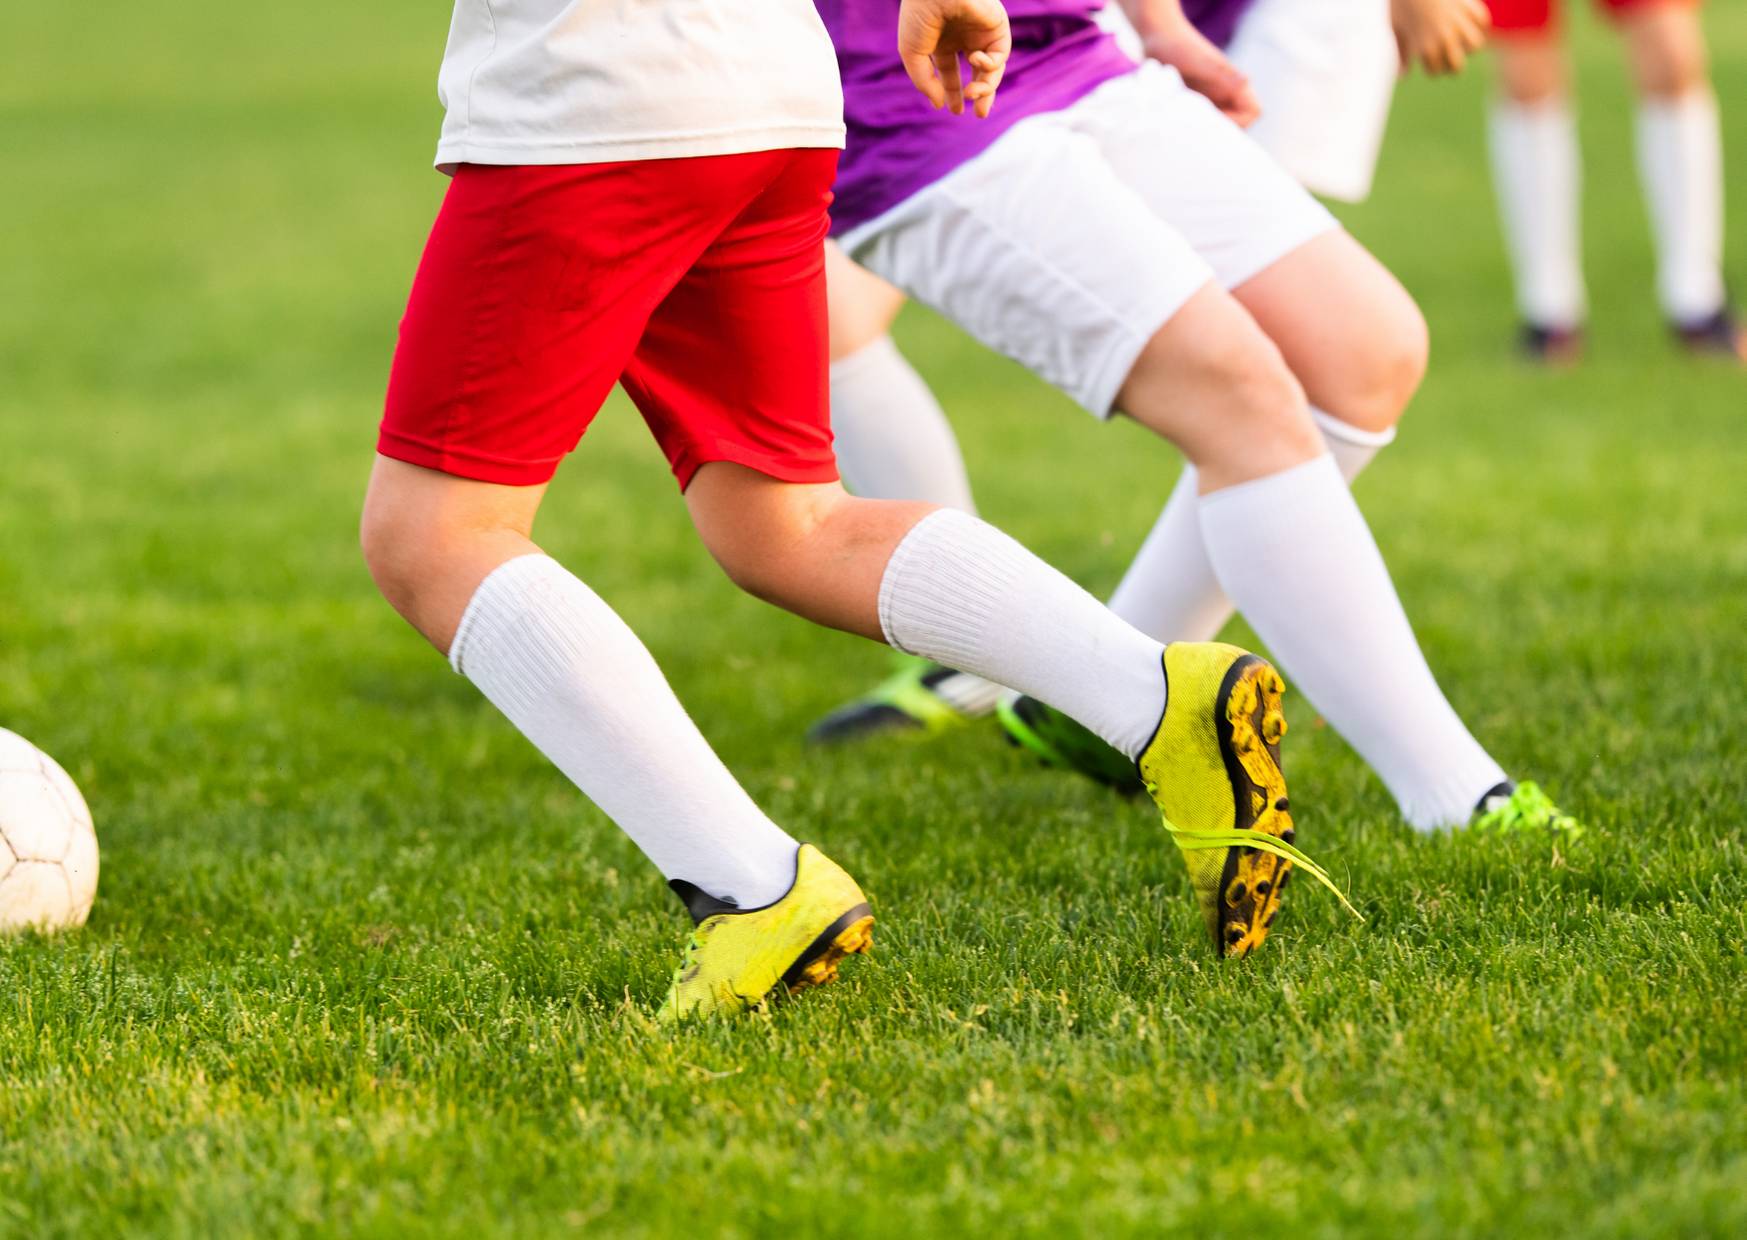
[[3, 4, 1745, 1235]]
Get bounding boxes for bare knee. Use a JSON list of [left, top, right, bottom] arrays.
[[1238, 232, 1430, 436], [684, 464, 933, 638], [701, 489, 834, 604], [682, 466, 848, 603], [360, 456, 543, 652], [359, 499, 451, 620], [1624, 6, 1709, 100], [1332, 298, 1428, 434], [1494, 37, 1568, 105]]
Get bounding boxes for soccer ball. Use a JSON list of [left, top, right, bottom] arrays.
[[0, 728, 99, 933]]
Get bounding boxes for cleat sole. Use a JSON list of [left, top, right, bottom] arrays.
[[783, 909, 874, 996], [1216, 658, 1294, 958]]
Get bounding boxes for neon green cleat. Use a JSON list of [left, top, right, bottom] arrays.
[[658, 845, 874, 1023], [1471, 780, 1585, 839], [806, 654, 971, 744], [1139, 642, 1359, 957], [996, 694, 1145, 795]]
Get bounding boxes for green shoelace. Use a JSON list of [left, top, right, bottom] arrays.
[[1150, 791, 1364, 923]]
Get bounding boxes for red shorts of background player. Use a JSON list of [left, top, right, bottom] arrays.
[[379, 149, 841, 490], [1485, 0, 1698, 35]]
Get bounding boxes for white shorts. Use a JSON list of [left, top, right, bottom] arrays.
[[838, 62, 1337, 418], [1227, 0, 1399, 203], [1096, 0, 1396, 203]]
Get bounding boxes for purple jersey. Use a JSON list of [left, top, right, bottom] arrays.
[[1183, 0, 1258, 49], [819, 1, 1262, 233], [818, 1, 1134, 233]]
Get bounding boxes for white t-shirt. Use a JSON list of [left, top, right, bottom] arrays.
[[433, 0, 847, 169]]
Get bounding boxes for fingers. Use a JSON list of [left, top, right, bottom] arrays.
[[966, 48, 1006, 119], [1217, 64, 1260, 127], [1228, 80, 1262, 128], [934, 48, 966, 115], [1391, 0, 1493, 76], [903, 50, 947, 109], [896, 0, 1011, 117]]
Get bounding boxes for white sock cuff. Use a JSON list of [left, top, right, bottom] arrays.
[[1637, 89, 1718, 126], [1198, 453, 1341, 513], [1492, 96, 1575, 127], [448, 553, 562, 675], [877, 508, 1018, 660], [829, 333, 902, 383], [1311, 408, 1397, 450]]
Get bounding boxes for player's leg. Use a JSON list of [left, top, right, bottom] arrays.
[[1615, 0, 1743, 356], [635, 150, 1339, 955], [1075, 65, 1539, 830], [1485, 1, 1589, 360], [809, 246, 1012, 740], [1109, 286, 1519, 832], [360, 457, 808, 907], [852, 66, 1574, 834], [818, 0, 1404, 748], [1107, 230, 1417, 644], [681, 465, 1339, 954], [365, 157, 872, 1020], [826, 244, 977, 510]]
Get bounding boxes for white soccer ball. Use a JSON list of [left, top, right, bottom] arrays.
[[0, 728, 99, 933]]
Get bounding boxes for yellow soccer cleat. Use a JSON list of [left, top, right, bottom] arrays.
[[657, 845, 874, 1023], [1140, 642, 1358, 957]]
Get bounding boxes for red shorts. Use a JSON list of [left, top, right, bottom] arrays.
[[380, 149, 841, 489], [1485, 0, 1693, 34]]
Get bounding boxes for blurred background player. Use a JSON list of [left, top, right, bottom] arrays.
[[811, 0, 1578, 839], [1485, 0, 1744, 361]]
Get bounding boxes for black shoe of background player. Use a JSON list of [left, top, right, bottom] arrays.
[[1672, 306, 1747, 363], [1518, 321, 1585, 366]]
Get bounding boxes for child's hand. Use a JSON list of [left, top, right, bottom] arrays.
[[1142, 18, 1261, 128], [1392, 0, 1491, 76], [898, 0, 1013, 117]]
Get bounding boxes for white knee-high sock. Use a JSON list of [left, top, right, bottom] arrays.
[[1636, 91, 1727, 324], [450, 555, 801, 908], [877, 509, 1165, 759], [830, 335, 997, 714], [1489, 98, 1587, 328], [1107, 410, 1396, 643], [830, 335, 979, 513], [920, 411, 1394, 718], [1198, 455, 1506, 829]]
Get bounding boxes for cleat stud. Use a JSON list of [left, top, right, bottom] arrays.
[[1280, 828, 1295, 845], [1226, 879, 1247, 907], [1255, 880, 1271, 897], [1275, 798, 1289, 812]]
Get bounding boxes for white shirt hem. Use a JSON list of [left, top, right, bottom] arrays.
[[434, 125, 846, 170]]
